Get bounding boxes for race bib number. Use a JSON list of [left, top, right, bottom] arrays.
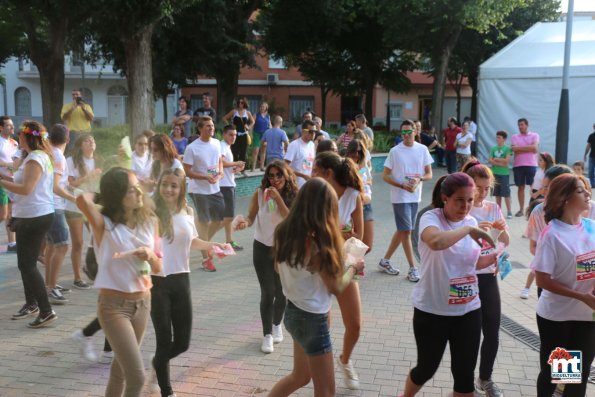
[[448, 275, 478, 304], [576, 251, 595, 281], [480, 238, 495, 256]]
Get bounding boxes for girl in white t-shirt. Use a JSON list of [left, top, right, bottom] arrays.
[[2, 121, 57, 328], [312, 151, 364, 390], [270, 178, 364, 397], [455, 121, 473, 171], [66, 133, 102, 290], [130, 132, 153, 183], [237, 160, 298, 354], [149, 134, 184, 192], [151, 168, 226, 396], [533, 173, 595, 397], [346, 138, 374, 253], [463, 161, 509, 396], [530, 152, 554, 202], [76, 167, 162, 397], [401, 172, 497, 397]]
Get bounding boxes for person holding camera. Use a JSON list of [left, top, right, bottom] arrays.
[[60, 89, 94, 155]]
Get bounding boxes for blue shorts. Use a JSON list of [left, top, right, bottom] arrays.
[[493, 174, 511, 197], [363, 203, 374, 222], [513, 166, 536, 187], [191, 192, 225, 223], [46, 210, 69, 246], [392, 202, 418, 231], [220, 186, 235, 218], [284, 301, 332, 356]]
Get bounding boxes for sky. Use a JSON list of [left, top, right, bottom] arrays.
[[560, 0, 595, 12]]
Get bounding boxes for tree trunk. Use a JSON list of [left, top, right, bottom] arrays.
[[468, 68, 479, 122], [431, 26, 462, 135], [216, 65, 240, 122], [161, 93, 168, 124], [320, 85, 329, 124], [122, 23, 156, 138], [364, 83, 374, 125]]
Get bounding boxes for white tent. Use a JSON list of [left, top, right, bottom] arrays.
[[477, 20, 595, 165]]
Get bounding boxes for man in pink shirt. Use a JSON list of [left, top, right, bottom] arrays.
[[511, 118, 539, 217]]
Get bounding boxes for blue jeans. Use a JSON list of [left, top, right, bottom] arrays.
[[589, 157, 595, 188], [445, 150, 457, 173]]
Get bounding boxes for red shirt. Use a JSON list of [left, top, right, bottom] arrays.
[[443, 126, 462, 151]]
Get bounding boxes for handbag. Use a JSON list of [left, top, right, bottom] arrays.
[[247, 133, 252, 146]]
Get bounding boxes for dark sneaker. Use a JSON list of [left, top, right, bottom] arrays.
[[229, 241, 244, 251], [56, 284, 71, 294], [12, 304, 39, 320], [27, 310, 57, 328], [6, 244, 17, 253], [73, 280, 91, 290], [48, 288, 68, 305]]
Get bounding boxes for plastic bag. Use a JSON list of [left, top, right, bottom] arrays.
[[498, 251, 512, 280], [210, 243, 236, 259], [343, 237, 368, 277]]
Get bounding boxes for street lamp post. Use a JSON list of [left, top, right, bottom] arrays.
[[555, 0, 574, 164]]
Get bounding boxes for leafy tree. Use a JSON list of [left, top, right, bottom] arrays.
[[452, 0, 560, 120], [86, 0, 181, 136], [257, 0, 416, 123], [384, 0, 524, 132], [0, 0, 90, 126]]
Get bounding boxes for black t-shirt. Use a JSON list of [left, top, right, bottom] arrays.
[[588, 132, 595, 159], [420, 132, 436, 148], [193, 107, 217, 121]]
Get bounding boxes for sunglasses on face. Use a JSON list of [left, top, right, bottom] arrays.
[[401, 129, 414, 135], [268, 172, 283, 180]]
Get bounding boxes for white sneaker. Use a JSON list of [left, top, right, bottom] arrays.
[[520, 288, 530, 299], [261, 334, 274, 354], [97, 350, 113, 364], [71, 329, 98, 362], [407, 267, 420, 282], [336, 356, 360, 390], [272, 324, 284, 343], [378, 258, 400, 275]]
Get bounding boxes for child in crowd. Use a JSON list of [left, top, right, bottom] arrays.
[[220, 125, 245, 250], [488, 130, 513, 219]]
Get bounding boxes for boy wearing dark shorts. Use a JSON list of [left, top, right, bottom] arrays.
[[220, 125, 245, 251], [489, 130, 513, 219]]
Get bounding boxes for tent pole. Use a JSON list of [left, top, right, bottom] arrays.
[[555, 0, 574, 164]]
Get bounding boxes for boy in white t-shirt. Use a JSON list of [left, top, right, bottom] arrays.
[[0, 116, 18, 252], [183, 116, 224, 272], [284, 120, 316, 188], [220, 125, 245, 251], [379, 120, 433, 282]]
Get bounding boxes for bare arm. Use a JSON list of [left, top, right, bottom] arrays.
[[345, 196, 364, 241], [221, 110, 234, 125], [0, 160, 42, 195], [81, 104, 94, 122], [382, 167, 401, 188], [421, 225, 494, 251], [76, 192, 105, 245], [53, 173, 75, 202], [536, 271, 595, 310], [585, 143, 591, 161]]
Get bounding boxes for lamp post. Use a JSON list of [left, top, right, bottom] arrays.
[[555, 0, 574, 164], [386, 89, 391, 132]]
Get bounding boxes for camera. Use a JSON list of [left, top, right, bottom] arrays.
[[76, 97, 84, 104]]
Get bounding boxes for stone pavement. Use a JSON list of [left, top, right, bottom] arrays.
[[0, 167, 592, 397]]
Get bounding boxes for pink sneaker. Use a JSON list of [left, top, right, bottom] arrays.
[[202, 257, 216, 272]]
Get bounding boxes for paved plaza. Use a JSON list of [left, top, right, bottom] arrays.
[[0, 167, 592, 397]]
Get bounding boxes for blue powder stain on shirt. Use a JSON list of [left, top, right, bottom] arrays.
[[583, 219, 595, 235]]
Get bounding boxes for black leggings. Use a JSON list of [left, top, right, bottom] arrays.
[[151, 273, 192, 397], [253, 240, 286, 336], [15, 213, 54, 314], [231, 133, 248, 162], [477, 274, 501, 381], [410, 308, 481, 393], [82, 318, 112, 352], [536, 315, 595, 397]]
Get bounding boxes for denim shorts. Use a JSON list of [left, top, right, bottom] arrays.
[[363, 203, 374, 222], [46, 210, 69, 246], [392, 202, 418, 231], [283, 301, 332, 356]]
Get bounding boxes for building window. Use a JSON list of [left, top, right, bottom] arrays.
[[14, 87, 31, 116], [107, 85, 128, 96], [80, 87, 93, 107], [245, 96, 262, 113], [268, 57, 286, 69], [289, 96, 314, 124], [389, 102, 403, 120]]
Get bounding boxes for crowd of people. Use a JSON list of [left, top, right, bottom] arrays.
[[1, 101, 594, 397]]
